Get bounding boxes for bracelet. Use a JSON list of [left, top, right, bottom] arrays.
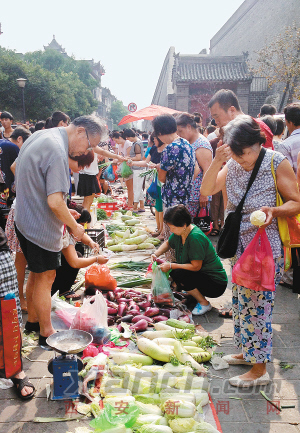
[[96, 256, 99, 263], [169, 262, 172, 270]]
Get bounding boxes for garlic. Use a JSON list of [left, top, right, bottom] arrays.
[[250, 210, 266, 227]]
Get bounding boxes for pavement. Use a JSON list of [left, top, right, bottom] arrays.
[[0, 209, 299, 433]]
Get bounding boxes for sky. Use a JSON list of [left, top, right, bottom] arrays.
[[0, 0, 245, 110]]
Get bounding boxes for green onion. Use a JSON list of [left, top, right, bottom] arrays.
[[109, 261, 150, 271]]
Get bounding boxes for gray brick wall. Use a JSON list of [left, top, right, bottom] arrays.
[[210, 0, 300, 63]]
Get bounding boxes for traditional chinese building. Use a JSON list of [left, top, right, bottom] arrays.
[[152, 47, 253, 125]]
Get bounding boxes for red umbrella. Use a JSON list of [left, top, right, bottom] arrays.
[[118, 104, 181, 125]]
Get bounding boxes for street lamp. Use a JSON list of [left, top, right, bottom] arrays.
[[16, 78, 27, 123]]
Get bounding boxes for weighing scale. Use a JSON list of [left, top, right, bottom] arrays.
[[46, 330, 93, 400]]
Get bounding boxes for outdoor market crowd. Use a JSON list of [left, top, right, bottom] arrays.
[[0, 88, 300, 400]]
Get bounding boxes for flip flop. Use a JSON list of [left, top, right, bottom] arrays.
[[11, 375, 36, 400], [210, 229, 220, 236]]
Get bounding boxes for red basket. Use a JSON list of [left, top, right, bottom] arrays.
[[97, 202, 119, 211]]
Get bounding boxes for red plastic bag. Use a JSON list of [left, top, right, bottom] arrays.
[[232, 228, 275, 291], [85, 264, 117, 291]]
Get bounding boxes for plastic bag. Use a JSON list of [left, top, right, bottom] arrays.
[[104, 164, 116, 182], [70, 291, 108, 333], [151, 262, 175, 306], [232, 228, 275, 291], [90, 402, 140, 430], [120, 161, 133, 178], [85, 264, 117, 291], [51, 291, 79, 327], [210, 355, 229, 370], [147, 173, 159, 199]]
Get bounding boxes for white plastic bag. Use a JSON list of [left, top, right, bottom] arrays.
[[210, 355, 229, 371], [70, 291, 108, 332]]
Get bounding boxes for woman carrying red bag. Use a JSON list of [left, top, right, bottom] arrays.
[[201, 115, 300, 387]]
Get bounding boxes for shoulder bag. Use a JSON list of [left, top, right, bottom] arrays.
[[217, 147, 266, 259]]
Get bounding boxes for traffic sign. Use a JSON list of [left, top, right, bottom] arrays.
[[128, 102, 137, 113]]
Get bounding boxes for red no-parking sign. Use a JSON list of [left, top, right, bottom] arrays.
[[128, 102, 137, 112]]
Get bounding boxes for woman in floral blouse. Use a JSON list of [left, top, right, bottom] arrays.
[[176, 112, 213, 219], [152, 114, 195, 259]]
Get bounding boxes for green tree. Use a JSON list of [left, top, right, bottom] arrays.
[[0, 46, 98, 121], [251, 23, 300, 112], [109, 100, 131, 129]]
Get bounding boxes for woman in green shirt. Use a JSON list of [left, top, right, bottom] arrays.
[[152, 205, 227, 315]]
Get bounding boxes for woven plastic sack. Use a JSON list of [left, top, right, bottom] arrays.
[[151, 261, 175, 306], [232, 228, 275, 291], [85, 264, 117, 291], [120, 161, 133, 178]]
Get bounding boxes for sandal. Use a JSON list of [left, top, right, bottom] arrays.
[[210, 229, 220, 236], [11, 375, 36, 400], [60, 290, 81, 301], [218, 308, 232, 318]]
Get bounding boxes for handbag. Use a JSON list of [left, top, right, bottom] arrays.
[[217, 147, 266, 259], [271, 154, 300, 248], [0, 297, 22, 378], [193, 206, 212, 233]]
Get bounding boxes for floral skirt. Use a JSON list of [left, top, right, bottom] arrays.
[[231, 255, 284, 363], [5, 208, 22, 253]]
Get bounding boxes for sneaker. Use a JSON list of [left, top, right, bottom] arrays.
[[192, 302, 212, 316]]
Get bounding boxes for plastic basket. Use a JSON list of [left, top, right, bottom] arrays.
[[79, 228, 105, 257], [97, 202, 119, 211]]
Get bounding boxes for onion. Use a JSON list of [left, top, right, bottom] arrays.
[[107, 307, 118, 315], [145, 307, 160, 317], [178, 315, 190, 323], [130, 319, 148, 332], [140, 301, 151, 310], [132, 315, 154, 324], [153, 315, 169, 322]]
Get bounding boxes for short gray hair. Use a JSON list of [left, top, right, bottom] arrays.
[[72, 115, 108, 140]]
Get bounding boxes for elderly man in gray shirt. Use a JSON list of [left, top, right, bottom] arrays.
[[278, 103, 300, 174], [14, 116, 111, 347]]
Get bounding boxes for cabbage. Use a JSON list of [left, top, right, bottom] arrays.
[[160, 392, 196, 405], [111, 365, 141, 378], [140, 366, 165, 374], [174, 376, 209, 391], [125, 376, 152, 394], [195, 421, 219, 433], [76, 403, 92, 415], [163, 364, 193, 376], [104, 396, 135, 406], [250, 210, 266, 226], [192, 390, 209, 406], [134, 414, 165, 427], [139, 425, 172, 433], [134, 394, 161, 405], [162, 400, 196, 418], [168, 418, 198, 433], [135, 401, 162, 415]]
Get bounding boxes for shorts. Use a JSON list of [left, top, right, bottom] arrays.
[[15, 225, 61, 273], [170, 268, 227, 297], [77, 174, 100, 197]]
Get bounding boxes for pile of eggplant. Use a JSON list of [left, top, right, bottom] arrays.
[[103, 288, 190, 332]]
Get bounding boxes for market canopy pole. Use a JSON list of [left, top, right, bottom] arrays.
[[118, 104, 182, 126]]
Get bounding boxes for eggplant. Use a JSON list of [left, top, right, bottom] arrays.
[[132, 315, 153, 324], [159, 308, 171, 318], [130, 319, 148, 332], [116, 315, 133, 324], [144, 307, 160, 317]]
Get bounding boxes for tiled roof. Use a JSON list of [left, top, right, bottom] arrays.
[[176, 59, 250, 82]]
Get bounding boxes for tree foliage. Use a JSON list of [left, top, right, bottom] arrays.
[[0, 46, 98, 121], [251, 23, 300, 112], [109, 100, 131, 130]]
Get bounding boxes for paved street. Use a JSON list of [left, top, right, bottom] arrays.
[[0, 213, 299, 433]]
